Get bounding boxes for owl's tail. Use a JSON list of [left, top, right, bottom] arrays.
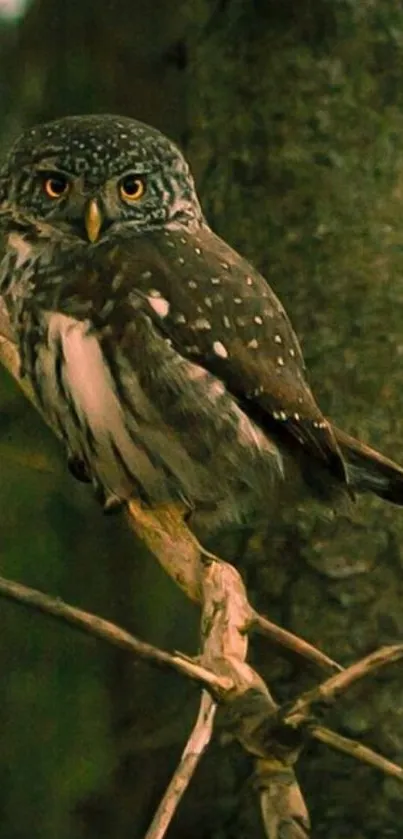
[[333, 426, 403, 505]]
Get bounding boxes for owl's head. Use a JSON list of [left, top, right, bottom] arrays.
[[0, 114, 204, 242]]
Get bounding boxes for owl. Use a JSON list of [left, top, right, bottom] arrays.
[[0, 114, 402, 534]]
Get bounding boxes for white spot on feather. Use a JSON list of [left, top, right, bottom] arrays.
[[193, 317, 211, 331], [213, 341, 228, 358], [147, 296, 170, 318]]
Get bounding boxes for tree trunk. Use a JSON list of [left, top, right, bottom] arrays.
[[185, 1, 403, 835]]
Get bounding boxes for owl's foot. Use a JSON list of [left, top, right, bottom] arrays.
[[103, 494, 125, 515], [67, 454, 91, 483], [92, 479, 125, 515]]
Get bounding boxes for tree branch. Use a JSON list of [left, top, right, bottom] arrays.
[[250, 611, 341, 674], [311, 725, 403, 781], [0, 573, 232, 695], [284, 644, 403, 729], [144, 691, 216, 839]]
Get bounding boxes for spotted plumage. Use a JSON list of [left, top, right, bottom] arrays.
[[1, 114, 403, 534]]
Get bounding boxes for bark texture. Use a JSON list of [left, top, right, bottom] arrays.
[[185, 1, 403, 835]]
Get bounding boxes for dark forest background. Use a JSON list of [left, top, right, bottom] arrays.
[[1, 1, 403, 837]]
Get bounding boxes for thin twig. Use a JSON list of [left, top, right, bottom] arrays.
[[0, 574, 232, 696], [311, 725, 403, 782], [284, 644, 403, 728], [1, 567, 401, 789], [144, 692, 216, 839], [250, 611, 342, 674]]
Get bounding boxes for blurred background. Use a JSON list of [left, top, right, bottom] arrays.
[[1, 1, 403, 836]]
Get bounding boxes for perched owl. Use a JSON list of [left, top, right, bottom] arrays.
[[0, 114, 402, 533]]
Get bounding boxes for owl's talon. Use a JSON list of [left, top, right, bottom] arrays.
[[67, 454, 91, 483], [92, 479, 124, 514], [103, 494, 125, 515]]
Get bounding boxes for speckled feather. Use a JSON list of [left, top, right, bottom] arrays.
[[39, 225, 345, 482], [1, 114, 403, 527]]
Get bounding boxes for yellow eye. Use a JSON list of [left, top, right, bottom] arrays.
[[43, 174, 69, 199], [119, 175, 145, 201]]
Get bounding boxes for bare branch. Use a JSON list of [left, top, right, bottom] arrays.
[[257, 757, 310, 839], [250, 611, 342, 674], [197, 555, 310, 838], [284, 644, 403, 728], [145, 691, 216, 839], [0, 574, 232, 695], [0, 566, 401, 792], [311, 725, 403, 782]]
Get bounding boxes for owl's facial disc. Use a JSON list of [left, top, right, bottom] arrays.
[[0, 115, 205, 240], [21, 166, 152, 242]]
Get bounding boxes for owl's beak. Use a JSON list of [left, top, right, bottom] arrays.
[[84, 198, 103, 243]]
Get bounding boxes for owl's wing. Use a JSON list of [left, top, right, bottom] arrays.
[[59, 225, 346, 483]]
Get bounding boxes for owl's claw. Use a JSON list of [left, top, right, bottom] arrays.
[[103, 494, 125, 515], [92, 479, 124, 514], [67, 454, 91, 483]]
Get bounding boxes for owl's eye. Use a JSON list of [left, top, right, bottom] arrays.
[[43, 174, 69, 199], [119, 175, 145, 202]]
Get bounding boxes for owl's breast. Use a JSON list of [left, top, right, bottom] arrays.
[[16, 301, 283, 530]]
